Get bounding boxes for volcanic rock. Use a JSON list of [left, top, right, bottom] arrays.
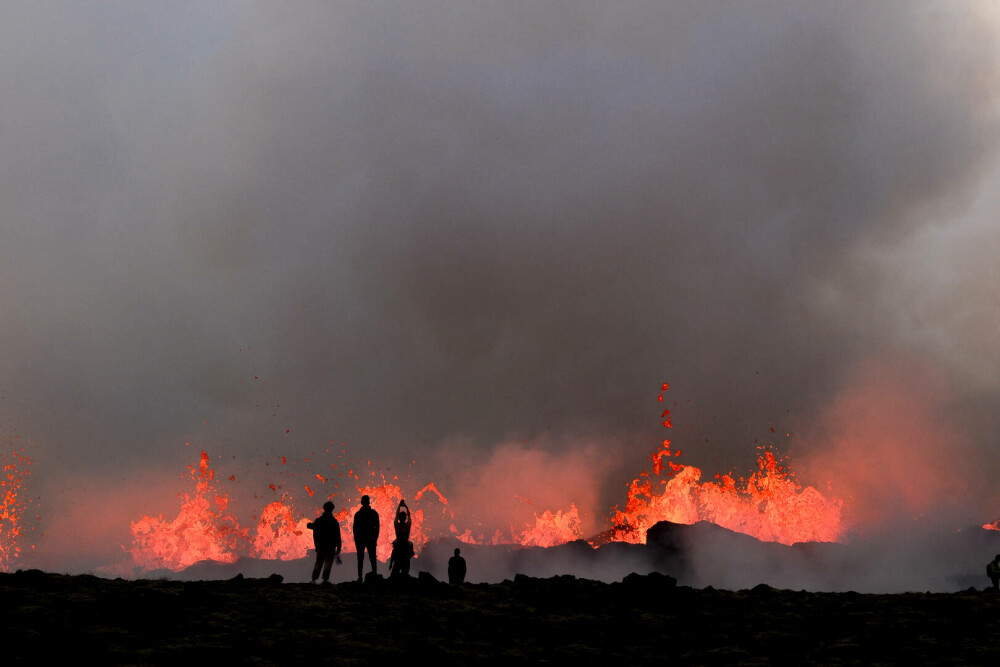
[[6, 569, 1000, 664]]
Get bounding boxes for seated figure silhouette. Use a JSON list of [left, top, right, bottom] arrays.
[[448, 547, 467, 585], [988, 554, 1000, 590], [353, 495, 380, 582], [306, 501, 341, 584]]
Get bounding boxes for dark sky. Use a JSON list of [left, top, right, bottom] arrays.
[[3, 2, 1000, 569]]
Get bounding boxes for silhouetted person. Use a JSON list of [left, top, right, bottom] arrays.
[[448, 547, 466, 584], [307, 501, 341, 584], [353, 494, 380, 582], [394, 499, 412, 542], [389, 538, 414, 578], [988, 554, 1000, 590]]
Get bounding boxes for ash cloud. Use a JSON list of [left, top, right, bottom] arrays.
[[3, 2, 1000, 574]]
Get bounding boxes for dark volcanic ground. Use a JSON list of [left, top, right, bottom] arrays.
[[4, 569, 1000, 665]]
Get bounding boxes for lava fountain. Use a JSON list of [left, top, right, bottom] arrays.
[[125, 383, 846, 573], [609, 384, 844, 545], [129, 451, 248, 571]]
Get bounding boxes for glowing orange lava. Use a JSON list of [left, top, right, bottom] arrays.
[[609, 386, 844, 545], [515, 504, 583, 547], [130, 451, 248, 571], [610, 447, 844, 544], [251, 501, 312, 560], [0, 447, 32, 572], [126, 384, 847, 573]]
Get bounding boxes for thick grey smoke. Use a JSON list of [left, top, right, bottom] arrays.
[[3, 2, 1000, 573]]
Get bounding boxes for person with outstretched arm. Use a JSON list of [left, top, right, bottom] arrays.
[[307, 501, 341, 584]]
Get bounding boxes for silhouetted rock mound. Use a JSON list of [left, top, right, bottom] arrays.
[[621, 570, 677, 593]]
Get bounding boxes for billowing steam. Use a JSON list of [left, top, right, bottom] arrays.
[[2, 3, 1000, 590]]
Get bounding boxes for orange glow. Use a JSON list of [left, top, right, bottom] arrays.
[[0, 447, 32, 572], [515, 504, 582, 547], [130, 451, 248, 571], [251, 501, 312, 560], [608, 385, 843, 545], [125, 383, 850, 573], [610, 446, 844, 545]]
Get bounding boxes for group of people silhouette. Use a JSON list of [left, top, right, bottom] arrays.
[[306, 497, 466, 585]]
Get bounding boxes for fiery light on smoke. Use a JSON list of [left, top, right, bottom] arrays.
[[794, 359, 976, 532], [515, 504, 583, 547]]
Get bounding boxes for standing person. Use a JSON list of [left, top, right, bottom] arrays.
[[307, 501, 341, 584], [394, 499, 412, 542], [448, 547, 467, 585], [988, 554, 1000, 590], [353, 495, 380, 582]]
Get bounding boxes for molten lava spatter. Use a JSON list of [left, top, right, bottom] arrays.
[[128, 450, 459, 570], [251, 501, 312, 560], [515, 504, 583, 547], [126, 384, 846, 573], [1, 447, 32, 572], [609, 386, 844, 545], [130, 451, 248, 571]]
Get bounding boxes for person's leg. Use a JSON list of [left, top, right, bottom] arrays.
[[356, 542, 364, 581], [322, 554, 334, 581], [367, 541, 378, 575], [312, 551, 324, 581]]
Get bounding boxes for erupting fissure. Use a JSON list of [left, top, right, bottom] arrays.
[[1, 446, 35, 572], [125, 449, 589, 572], [609, 384, 844, 545], [130, 451, 247, 571], [124, 383, 846, 573]]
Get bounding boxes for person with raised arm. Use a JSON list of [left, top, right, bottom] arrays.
[[394, 499, 412, 542]]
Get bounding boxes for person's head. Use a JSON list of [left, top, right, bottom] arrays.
[[361, 495, 370, 506], [323, 501, 334, 513], [454, 548, 461, 556], [994, 554, 1000, 562]]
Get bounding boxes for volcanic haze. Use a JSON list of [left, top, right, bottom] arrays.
[[3, 1, 1000, 579]]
